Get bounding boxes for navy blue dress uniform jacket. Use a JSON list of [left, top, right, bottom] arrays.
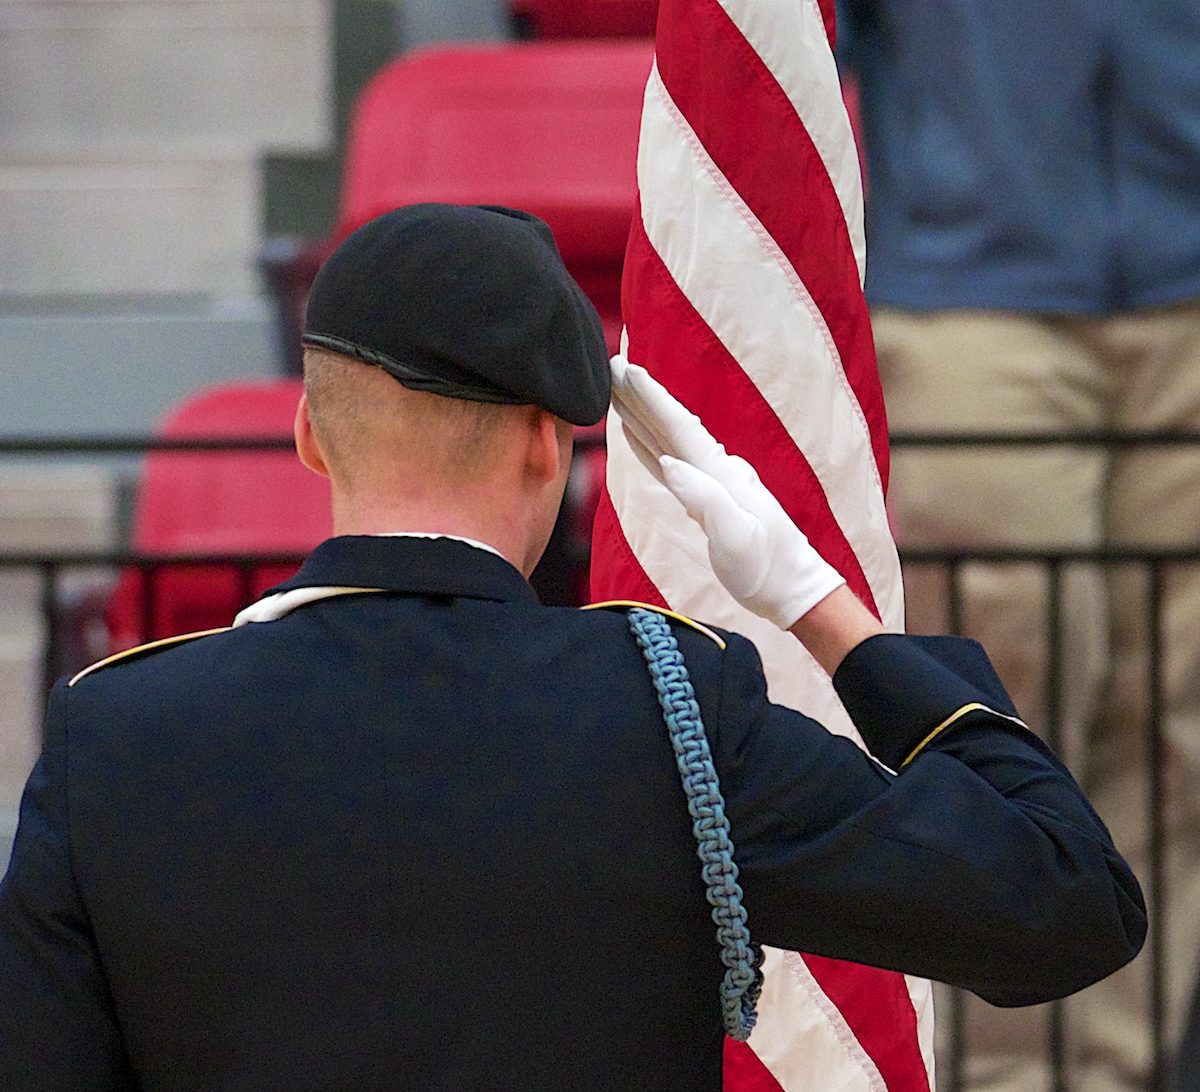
[[0, 535, 1145, 1092]]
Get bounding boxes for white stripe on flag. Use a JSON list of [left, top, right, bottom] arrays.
[[748, 948, 890, 1092], [714, 0, 866, 281]]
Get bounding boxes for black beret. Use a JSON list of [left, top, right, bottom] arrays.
[[303, 204, 611, 426]]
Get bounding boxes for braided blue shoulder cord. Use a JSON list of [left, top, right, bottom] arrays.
[[627, 607, 762, 1041]]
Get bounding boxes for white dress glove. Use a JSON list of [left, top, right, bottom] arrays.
[[610, 354, 847, 631]]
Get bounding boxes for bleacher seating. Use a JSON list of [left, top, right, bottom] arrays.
[[511, 0, 659, 38], [105, 381, 332, 649]]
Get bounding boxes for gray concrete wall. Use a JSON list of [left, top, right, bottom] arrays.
[[398, 0, 507, 46], [0, 303, 278, 436]]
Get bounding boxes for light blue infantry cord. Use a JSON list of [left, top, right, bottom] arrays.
[[627, 607, 762, 1041]]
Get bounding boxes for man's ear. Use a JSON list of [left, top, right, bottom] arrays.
[[522, 408, 569, 487], [294, 393, 330, 478]]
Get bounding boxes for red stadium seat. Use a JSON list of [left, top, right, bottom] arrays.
[[336, 41, 654, 352], [105, 381, 332, 649], [511, 0, 659, 39]]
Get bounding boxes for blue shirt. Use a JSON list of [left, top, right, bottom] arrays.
[[837, 0, 1200, 313]]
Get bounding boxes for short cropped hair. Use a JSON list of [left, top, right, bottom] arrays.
[[303, 347, 514, 485]]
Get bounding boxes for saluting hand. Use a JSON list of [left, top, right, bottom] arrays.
[[609, 355, 847, 631]]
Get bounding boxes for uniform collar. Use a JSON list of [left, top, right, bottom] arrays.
[[268, 534, 541, 605]]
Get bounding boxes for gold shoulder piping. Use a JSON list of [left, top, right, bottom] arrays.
[[901, 702, 1029, 767], [69, 628, 231, 687], [582, 600, 726, 649]]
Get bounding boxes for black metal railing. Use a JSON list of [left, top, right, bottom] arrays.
[[890, 428, 1200, 1092], [0, 437, 298, 454], [2, 427, 1195, 456], [0, 551, 309, 705], [3, 429, 1200, 1091], [899, 546, 1200, 1092]]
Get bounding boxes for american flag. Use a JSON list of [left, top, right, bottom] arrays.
[[589, 0, 934, 1089]]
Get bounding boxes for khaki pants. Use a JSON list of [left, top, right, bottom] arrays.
[[873, 303, 1200, 1092]]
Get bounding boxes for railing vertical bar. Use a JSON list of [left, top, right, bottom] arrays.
[[38, 561, 58, 735], [1045, 559, 1068, 1091], [947, 556, 964, 635], [236, 559, 256, 612], [141, 561, 158, 645], [1045, 559, 1065, 756], [1148, 560, 1167, 1092], [946, 556, 966, 1092]]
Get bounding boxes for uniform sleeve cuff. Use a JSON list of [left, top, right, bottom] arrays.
[[832, 633, 1024, 769]]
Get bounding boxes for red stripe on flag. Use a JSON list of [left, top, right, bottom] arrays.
[[589, 488, 670, 607], [816, 0, 838, 46], [654, 0, 889, 491], [723, 1038, 788, 1092], [621, 218, 880, 618], [802, 954, 932, 1092]]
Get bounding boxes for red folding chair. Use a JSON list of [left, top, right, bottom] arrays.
[[511, 0, 659, 38], [336, 40, 653, 353], [105, 381, 332, 649]]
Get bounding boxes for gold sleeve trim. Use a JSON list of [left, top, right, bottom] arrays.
[[582, 600, 727, 649], [901, 701, 1029, 767], [69, 628, 231, 687]]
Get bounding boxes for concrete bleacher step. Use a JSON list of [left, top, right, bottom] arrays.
[[0, 467, 117, 552], [0, 0, 331, 297], [0, 1, 330, 151], [0, 154, 264, 297]]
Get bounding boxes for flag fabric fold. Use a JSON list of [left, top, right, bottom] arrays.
[[590, 0, 934, 1088]]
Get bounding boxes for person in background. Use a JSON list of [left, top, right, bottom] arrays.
[[836, 2, 1200, 1089]]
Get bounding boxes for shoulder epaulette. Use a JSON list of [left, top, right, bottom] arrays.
[[68, 628, 231, 687], [582, 600, 726, 649]]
